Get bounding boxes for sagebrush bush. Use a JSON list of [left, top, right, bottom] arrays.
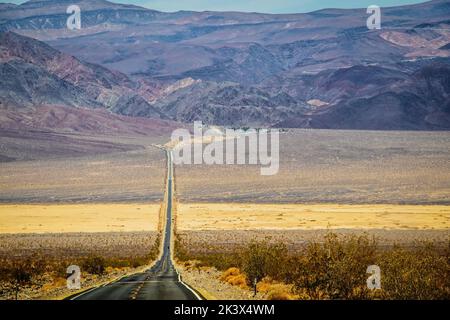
[[176, 232, 449, 300], [0, 257, 45, 299], [82, 256, 106, 275], [377, 243, 450, 299], [220, 268, 248, 289], [241, 240, 287, 285], [291, 233, 377, 299]]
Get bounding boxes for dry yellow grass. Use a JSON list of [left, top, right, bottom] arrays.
[[177, 203, 450, 231], [220, 268, 248, 289], [257, 279, 298, 300], [0, 203, 160, 233]]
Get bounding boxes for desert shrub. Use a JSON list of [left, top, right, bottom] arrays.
[[220, 268, 248, 289], [174, 237, 191, 262], [192, 261, 210, 273], [292, 233, 377, 299], [190, 252, 239, 271], [175, 237, 241, 270], [241, 239, 288, 285], [377, 243, 450, 300], [176, 232, 449, 300], [104, 254, 153, 269], [0, 258, 45, 299], [52, 260, 72, 278], [82, 256, 106, 275], [257, 278, 297, 300], [220, 267, 241, 280], [266, 286, 296, 300]]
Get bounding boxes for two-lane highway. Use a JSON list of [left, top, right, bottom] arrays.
[[70, 150, 201, 300]]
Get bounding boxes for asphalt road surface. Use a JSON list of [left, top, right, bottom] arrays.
[[70, 150, 201, 300]]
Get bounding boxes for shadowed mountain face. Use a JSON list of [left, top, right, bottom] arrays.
[[1, 0, 450, 130], [0, 31, 164, 118], [276, 63, 450, 130]]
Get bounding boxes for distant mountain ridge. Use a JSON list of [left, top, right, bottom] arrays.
[[276, 62, 450, 130], [0, 0, 450, 130]]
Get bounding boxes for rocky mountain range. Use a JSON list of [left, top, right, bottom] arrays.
[[0, 31, 165, 117], [1, 0, 450, 130]]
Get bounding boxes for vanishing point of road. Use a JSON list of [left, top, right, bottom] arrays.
[[69, 149, 202, 300]]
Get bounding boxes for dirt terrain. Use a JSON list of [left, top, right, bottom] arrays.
[[0, 231, 159, 260], [0, 132, 168, 203], [176, 129, 450, 204], [177, 229, 450, 252]]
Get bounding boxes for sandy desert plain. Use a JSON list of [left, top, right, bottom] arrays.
[[1, 127, 449, 299], [175, 129, 450, 244]]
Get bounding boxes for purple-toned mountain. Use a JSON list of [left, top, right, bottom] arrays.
[[0, 31, 164, 118], [275, 63, 450, 130], [1, 0, 450, 130]]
